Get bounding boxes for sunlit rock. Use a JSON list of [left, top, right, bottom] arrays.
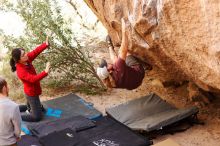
[[85, 0, 220, 92]]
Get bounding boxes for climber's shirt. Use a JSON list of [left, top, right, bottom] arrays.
[[111, 57, 145, 90]]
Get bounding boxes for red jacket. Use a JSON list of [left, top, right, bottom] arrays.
[[16, 43, 48, 97]]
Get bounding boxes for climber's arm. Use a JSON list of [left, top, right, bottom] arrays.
[[109, 46, 118, 64], [118, 18, 128, 61]]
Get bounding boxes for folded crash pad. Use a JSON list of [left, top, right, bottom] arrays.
[[21, 93, 102, 134], [106, 93, 198, 132], [29, 115, 95, 138]]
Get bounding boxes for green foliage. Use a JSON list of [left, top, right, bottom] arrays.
[[1, 0, 106, 95]]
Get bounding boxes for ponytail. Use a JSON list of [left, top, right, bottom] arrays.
[[10, 58, 16, 72], [10, 48, 22, 72]]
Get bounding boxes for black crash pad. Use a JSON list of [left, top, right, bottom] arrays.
[[19, 117, 151, 146], [106, 93, 199, 132], [76, 116, 151, 146]]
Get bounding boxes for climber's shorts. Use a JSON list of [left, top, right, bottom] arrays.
[[126, 55, 140, 67]]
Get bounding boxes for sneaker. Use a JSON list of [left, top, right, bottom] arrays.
[[106, 35, 113, 48], [99, 59, 108, 68]]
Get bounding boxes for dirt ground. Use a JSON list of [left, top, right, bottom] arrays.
[[40, 44, 220, 146], [77, 69, 220, 146], [41, 68, 220, 146]]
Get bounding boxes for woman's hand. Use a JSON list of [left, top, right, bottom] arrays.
[[45, 62, 51, 73], [45, 36, 49, 46]]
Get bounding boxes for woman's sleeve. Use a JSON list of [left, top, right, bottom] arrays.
[[27, 43, 48, 62], [17, 68, 48, 83]]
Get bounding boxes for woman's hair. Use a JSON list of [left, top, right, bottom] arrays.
[[0, 77, 7, 93], [10, 48, 22, 72]]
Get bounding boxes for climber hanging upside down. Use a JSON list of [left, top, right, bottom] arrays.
[[97, 18, 145, 90]]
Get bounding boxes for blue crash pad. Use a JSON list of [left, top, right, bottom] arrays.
[[21, 93, 102, 134]]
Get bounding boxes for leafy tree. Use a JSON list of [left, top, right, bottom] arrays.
[[0, 0, 106, 94], [66, 0, 99, 30]]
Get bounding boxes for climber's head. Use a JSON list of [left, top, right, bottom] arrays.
[[96, 59, 116, 88], [96, 59, 109, 80]]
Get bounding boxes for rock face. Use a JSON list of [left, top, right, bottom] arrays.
[[84, 0, 220, 92]]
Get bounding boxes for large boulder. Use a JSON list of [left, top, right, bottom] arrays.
[[84, 0, 220, 92]]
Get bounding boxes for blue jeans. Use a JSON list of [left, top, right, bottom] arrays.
[[21, 95, 43, 122]]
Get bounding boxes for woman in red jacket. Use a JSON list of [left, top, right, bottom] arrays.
[[10, 37, 50, 122]]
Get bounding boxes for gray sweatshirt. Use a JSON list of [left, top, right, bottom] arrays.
[[0, 97, 21, 146]]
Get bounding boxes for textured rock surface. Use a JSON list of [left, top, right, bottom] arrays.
[[84, 0, 220, 92]]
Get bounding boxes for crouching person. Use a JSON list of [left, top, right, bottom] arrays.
[[10, 36, 50, 122], [0, 77, 21, 146]]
